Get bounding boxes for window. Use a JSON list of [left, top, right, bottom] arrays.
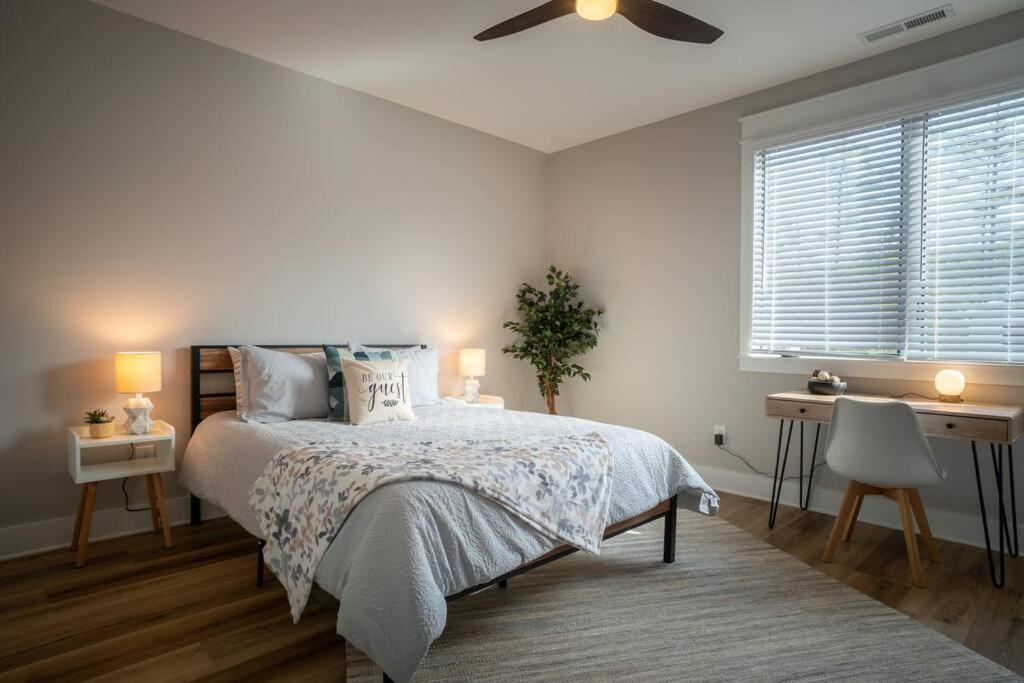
[[751, 89, 1024, 364]]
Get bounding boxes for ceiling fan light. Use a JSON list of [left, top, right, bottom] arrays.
[[576, 0, 617, 21]]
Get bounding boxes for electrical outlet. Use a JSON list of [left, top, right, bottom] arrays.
[[713, 424, 726, 446], [134, 444, 156, 459]]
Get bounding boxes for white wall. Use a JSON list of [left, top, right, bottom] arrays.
[[546, 10, 1024, 548], [0, 0, 547, 554]]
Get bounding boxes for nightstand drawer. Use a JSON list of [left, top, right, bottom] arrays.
[[765, 398, 832, 423], [916, 412, 1010, 443]]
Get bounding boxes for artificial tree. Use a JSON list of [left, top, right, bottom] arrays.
[[503, 266, 602, 415]]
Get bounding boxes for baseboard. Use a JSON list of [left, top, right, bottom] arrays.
[[0, 496, 225, 561], [698, 463, 1021, 552]]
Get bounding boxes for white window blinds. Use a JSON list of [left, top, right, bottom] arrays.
[[752, 88, 1024, 363]]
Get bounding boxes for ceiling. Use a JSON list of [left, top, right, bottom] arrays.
[[93, 0, 1024, 152]]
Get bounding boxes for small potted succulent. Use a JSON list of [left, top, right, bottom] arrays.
[[84, 409, 116, 438]]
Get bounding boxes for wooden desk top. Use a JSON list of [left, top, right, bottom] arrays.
[[766, 391, 1024, 444]]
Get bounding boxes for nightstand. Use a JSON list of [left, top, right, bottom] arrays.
[[67, 420, 175, 566], [442, 395, 504, 409]]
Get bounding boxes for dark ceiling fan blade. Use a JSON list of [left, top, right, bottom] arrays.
[[616, 0, 723, 43], [474, 0, 577, 41]]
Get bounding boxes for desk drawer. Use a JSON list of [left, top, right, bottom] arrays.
[[765, 398, 832, 423], [916, 412, 1009, 443]]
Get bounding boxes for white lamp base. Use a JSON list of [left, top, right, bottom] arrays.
[[123, 394, 154, 434], [464, 377, 481, 404]]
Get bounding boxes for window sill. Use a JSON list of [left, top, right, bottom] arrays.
[[740, 354, 1024, 388]]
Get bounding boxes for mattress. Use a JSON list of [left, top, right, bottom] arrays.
[[181, 402, 718, 682]]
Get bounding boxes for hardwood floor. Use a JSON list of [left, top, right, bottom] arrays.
[[715, 491, 1024, 676], [0, 492, 1020, 681]]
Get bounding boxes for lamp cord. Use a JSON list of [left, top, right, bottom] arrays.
[[897, 392, 939, 400], [121, 443, 151, 513], [716, 444, 827, 481]]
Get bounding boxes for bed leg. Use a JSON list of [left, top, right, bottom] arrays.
[[498, 579, 508, 589], [663, 494, 678, 564], [257, 539, 266, 588], [190, 495, 201, 526], [339, 636, 347, 681]]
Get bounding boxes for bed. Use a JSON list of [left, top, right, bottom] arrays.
[[182, 345, 719, 682]]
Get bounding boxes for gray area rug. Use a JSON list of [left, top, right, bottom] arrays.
[[347, 511, 1017, 681]]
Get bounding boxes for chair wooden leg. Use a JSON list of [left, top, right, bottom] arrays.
[[75, 483, 97, 568], [823, 481, 859, 562], [908, 489, 940, 562], [145, 475, 160, 533], [70, 485, 88, 551], [896, 489, 925, 587], [843, 494, 863, 542], [150, 474, 173, 549]]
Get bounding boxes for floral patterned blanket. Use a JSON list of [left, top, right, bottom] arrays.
[[249, 432, 614, 621]]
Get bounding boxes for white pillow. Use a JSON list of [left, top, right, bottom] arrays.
[[227, 346, 249, 420], [341, 357, 416, 425], [352, 345, 439, 407], [238, 346, 328, 423]]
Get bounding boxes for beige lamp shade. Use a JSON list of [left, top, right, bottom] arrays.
[[115, 352, 162, 394], [458, 348, 486, 377]]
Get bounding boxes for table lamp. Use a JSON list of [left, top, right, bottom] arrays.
[[934, 369, 965, 403], [459, 348, 486, 404], [115, 351, 162, 434]]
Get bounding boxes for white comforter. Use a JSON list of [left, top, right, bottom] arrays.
[[181, 403, 718, 682]]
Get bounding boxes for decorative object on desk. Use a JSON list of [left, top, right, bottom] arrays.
[[458, 348, 486, 404], [935, 368, 966, 403], [807, 369, 846, 396], [83, 409, 116, 438], [503, 266, 602, 415], [115, 351, 161, 434]]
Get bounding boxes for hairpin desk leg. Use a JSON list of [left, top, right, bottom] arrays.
[[799, 423, 821, 510], [972, 441, 1006, 588], [1009, 445, 1019, 558], [768, 419, 793, 528]]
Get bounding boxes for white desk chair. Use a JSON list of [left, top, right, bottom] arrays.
[[821, 397, 947, 587]]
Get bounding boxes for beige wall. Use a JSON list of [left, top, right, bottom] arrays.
[[547, 12, 1024, 545], [0, 0, 546, 543]]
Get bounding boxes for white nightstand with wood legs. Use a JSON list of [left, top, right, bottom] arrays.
[[68, 420, 175, 567]]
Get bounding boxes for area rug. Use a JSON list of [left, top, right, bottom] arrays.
[[346, 511, 1017, 681]]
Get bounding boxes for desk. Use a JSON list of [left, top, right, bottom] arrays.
[[765, 391, 1021, 587]]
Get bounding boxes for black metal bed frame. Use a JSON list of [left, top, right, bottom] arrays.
[[188, 344, 681, 681]]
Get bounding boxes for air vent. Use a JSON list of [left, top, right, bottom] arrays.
[[858, 4, 955, 45]]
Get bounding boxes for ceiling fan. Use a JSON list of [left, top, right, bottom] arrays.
[[474, 0, 723, 44]]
